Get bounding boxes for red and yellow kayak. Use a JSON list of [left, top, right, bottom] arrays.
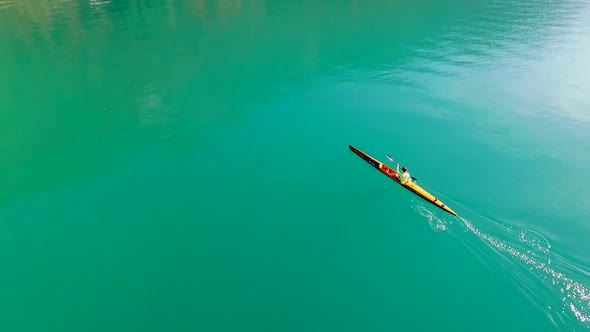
[[349, 145, 458, 216]]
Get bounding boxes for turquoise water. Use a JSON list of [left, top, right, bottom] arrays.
[[1, 0, 590, 331]]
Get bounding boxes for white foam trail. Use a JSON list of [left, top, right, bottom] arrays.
[[460, 217, 590, 326], [411, 191, 590, 327]]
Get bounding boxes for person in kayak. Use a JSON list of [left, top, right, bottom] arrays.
[[396, 165, 412, 184]]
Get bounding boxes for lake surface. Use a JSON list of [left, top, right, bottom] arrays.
[[1, 0, 590, 331]]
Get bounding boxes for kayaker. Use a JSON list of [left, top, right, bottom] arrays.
[[397, 165, 412, 184]]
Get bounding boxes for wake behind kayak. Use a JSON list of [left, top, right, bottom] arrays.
[[349, 145, 458, 216]]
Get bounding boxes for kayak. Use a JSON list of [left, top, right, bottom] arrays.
[[349, 145, 458, 216]]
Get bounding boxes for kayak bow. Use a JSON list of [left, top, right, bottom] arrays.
[[349, 145, 458, 216]]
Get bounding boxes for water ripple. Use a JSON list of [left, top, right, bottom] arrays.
[[394, 0, 590, 83], [412, 187, 590, 329], [461, 214, 590, 328]]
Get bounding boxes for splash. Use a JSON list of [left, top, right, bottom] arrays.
[[413, 201, 448, 232]]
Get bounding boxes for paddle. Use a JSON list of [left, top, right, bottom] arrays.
[[386, 154, 417, 181], [386, 154, 398, 166]]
